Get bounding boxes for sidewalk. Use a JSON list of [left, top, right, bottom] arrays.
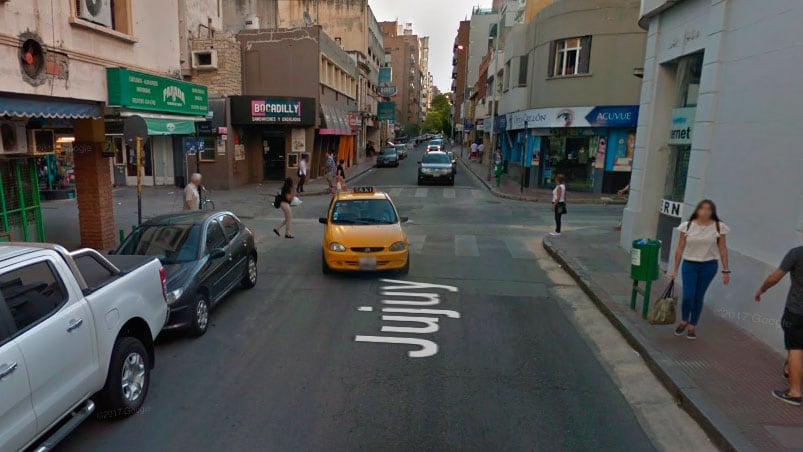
[[457, 150, 626, 204], [543, 228, 803, 451], [41, 157, 376, 249]]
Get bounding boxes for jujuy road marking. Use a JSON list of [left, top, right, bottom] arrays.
[[354, 279, 460, 358]]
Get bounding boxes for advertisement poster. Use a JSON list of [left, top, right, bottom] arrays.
[[234, 144, 245, 161], [291, 129, 306, 153], [216, 137, 226, 155], [593, 136, 607, 169]]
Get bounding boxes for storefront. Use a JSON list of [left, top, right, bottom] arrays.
[[104, 68, 209, 187], [0, 94, 103, 240], [230, 96, 317, 182], [319, 104, 356, 171], [505, 105, 638, 192]]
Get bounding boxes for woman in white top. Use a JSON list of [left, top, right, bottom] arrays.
[[550, 174, 566, 236], [669, 199, 731, 339]]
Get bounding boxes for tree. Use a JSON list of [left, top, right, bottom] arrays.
[[403, 123, 421, 138], [422, 93, 453, 135]]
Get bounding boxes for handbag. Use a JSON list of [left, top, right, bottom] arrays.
[[273, 193, 282, 209], [556, 203, 567, 215], [648, 281, 677, 325]]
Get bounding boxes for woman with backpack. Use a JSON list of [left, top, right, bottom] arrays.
[[669, 199, 731, 339], [273, 178, 295, 239]]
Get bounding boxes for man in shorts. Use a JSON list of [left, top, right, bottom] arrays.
[[755, 223, 803, 406]]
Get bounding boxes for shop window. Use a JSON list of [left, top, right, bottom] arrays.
[[73, 0, 134, 37], [200, 136, 216, 161], [549, 36, 591, 77], [518, 55, 529, 86]]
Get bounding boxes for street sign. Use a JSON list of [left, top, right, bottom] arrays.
[[377, 85, 398, 97], [378, 102, 396, 121], [378, 67, 392, 84], [123, 115, 148, 143]]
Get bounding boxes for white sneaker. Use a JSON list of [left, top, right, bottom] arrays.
[[549, 232, 561, 236]]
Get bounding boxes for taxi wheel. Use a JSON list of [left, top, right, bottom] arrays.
[[400, 256, 410, 275], [322, 253, 332, 274]]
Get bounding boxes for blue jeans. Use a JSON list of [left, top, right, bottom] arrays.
[[681, 260, 718, 325]]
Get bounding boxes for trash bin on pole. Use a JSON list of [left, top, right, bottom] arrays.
[[630, 239, 661, 319]]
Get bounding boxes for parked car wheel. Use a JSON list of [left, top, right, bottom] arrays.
[[241, 254, 258, 289], [189, 294, 210, 337], [322, 252, 332, 274], [96, 337, 150, 418]]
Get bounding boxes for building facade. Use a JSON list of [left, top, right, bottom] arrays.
[[451, 20, 471, 142], [0, 0, 212, 249], [380, 22, 424, 132], [235, 27, 358, 184], [496, 0, 646, 193], [622, 0, 803, 351]]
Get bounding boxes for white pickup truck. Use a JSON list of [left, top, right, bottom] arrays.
[[0, 243, 168, 451]]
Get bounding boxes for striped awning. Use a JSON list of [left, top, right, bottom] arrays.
[[0, 96, 101, 119]]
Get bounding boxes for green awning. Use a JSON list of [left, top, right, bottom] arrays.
[[144, 118, 196, 135]]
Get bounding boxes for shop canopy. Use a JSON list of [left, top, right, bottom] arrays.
[[0, 96, 101, 119], [319, 104, 353, 135], [143, 118, 197, 135]]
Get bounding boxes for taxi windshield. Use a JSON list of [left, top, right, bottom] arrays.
[[331, 199, 398, 225]]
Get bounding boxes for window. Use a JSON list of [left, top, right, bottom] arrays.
[[118, 224, 201, 264], [518, 54, 529, 86], [200, 136, 215, 161], [219, 215, 241, 242], [1, 261, 68, 337], [503, 61, 511, 91], [73, 0, 134, 37], [205, 221, 227, 252], [550, 36, 591, 77]]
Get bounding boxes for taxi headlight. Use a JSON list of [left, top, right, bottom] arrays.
[[329, 242, 347, 252], [389, 241, 407, 251]]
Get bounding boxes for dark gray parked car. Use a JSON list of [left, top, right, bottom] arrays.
[[418, 151, 455, 185]]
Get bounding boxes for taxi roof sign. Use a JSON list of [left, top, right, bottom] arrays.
[[352, 187, 375, 194]]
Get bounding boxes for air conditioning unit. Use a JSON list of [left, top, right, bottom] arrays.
[[191, 50, 218, 70], [28, 129, 56, 155], [78, 0, 113, 28], [0, 121, 29, 154]]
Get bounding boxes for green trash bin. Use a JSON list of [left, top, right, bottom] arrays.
[[630, 239, 661, 281]]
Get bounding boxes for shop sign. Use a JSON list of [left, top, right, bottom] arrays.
[[659, 199, 684, 218], [378, 67, 393, 84], [107, 67, 208, 116], [347, 113, 361, 130], [378, 102, 396, 121], [507, 105, 639, 131], [183, 137, 205, 154], [377, 85, 398, 97], [230, 96, 315, 126], [668, 107, 696, 145]]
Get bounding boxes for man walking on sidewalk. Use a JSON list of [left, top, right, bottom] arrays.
[[754, 224, 803, 406]]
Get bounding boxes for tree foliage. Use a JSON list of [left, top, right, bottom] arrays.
[[422, 93, 453, 135]]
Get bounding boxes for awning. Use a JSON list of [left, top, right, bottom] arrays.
[[0, 96, 101, 119], [144, 118, 196, 135], [319, 104, 353, 135]]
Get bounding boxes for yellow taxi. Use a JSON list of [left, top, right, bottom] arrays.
[[319, 187, 410, 274]]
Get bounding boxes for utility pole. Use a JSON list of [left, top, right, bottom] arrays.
[[487, 3, 505, 181]]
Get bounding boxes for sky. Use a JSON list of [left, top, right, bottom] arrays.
[[370, 0, 493, 93]]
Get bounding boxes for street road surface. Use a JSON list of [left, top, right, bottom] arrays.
[[60, 145, 710, 451]]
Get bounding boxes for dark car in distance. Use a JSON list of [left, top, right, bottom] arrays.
[[418, 151, 455, 185], [377, 147, 400, 167], [114, 211, 257, 337], [426, 139, 445, 153]]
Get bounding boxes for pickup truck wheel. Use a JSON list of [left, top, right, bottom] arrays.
[[189, 295, 209, 337], [96, 337, 149, 418], [241, 255, 257, 289]]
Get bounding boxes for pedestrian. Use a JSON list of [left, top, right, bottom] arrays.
[[614, 184, 631, 231], [550, 174, 566, 236], [336, 159, 346, 193], [184, 173, 202, 210], [273, 177, 295, 239], [669, 199, 731, 339], [325, 150, 337, 194], [470, 141, 478, 160], [478, 142, 486, 161], [754, 223, 803, 406], [297, 154, 308, 193]]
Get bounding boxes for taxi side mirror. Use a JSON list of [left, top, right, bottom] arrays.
[[400, 216, 409, 223], [318, 217, 328, 224]]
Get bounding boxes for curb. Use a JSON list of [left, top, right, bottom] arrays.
[[542, 236, 749, 452], [458, 159, 627, 205]]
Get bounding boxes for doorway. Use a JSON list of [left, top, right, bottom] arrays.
[[262, 133, 286, 181]]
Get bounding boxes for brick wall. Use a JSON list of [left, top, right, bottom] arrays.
[[73, 142, 117, 250], [189, 33, 242, 96]]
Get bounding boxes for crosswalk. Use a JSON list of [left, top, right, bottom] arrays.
[[403, 233, 547, 260], [375, 186, 487, 201]]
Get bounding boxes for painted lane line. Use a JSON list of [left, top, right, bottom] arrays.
[[414, 188, 428, 198], [407, 234, 426, 254], [444, 189, 456, 199], [454, 235, 480, 257]]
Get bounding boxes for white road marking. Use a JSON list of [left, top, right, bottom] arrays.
[[504, 237, 538, 260], [407, 234, 426, 254], [414, 188, 428, 198], [454, 235, 480, 257], [389, 187, 403, 197], [444, 189, 456, 199], [357, 306, 373, 312]]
